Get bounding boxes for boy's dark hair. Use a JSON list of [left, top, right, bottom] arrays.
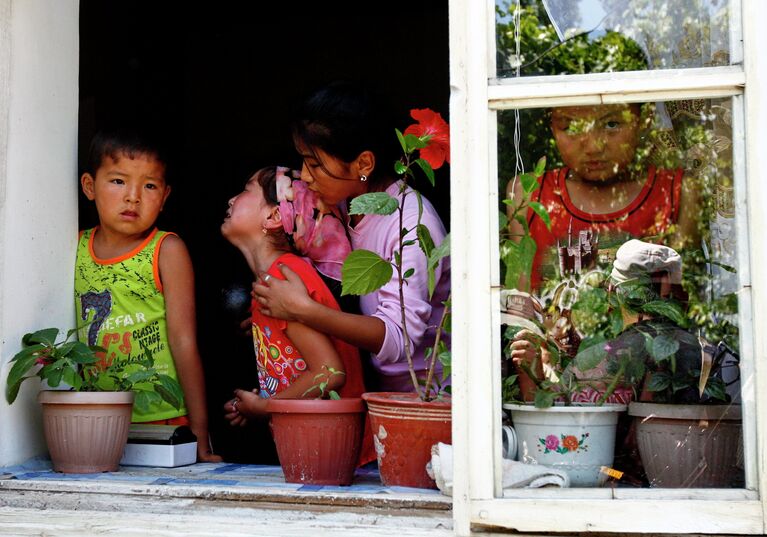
[[291, 80, 400, 188], [86, 127, 170, 181]]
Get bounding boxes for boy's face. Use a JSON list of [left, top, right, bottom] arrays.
[[550, 104, 641, 182], [81, 152, 170, 238]]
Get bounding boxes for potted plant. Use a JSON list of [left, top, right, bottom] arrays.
[[498, 160, 631, 486], [5, 327, 183, 473], [500, 271, 634, 487], [341, 108, 452, 489], [267, 367, 366, 486], [628, 333, 741, 488]]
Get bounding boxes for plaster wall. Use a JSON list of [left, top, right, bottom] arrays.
[[0, 0, 79, 466]]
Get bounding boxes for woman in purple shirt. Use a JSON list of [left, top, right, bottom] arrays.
[[253, 81, 451, 393]]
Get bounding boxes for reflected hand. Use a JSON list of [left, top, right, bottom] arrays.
[[509, 329, 544, 366]]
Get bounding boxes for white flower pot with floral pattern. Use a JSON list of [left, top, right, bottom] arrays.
[[503, 403, 627, 487]]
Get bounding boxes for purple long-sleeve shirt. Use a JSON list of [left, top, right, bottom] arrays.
[[348, 181, 451, 392]]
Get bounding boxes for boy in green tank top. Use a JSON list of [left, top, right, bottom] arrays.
[[75, 128, 220, 462]]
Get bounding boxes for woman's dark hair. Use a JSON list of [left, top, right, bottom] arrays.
[[291, 81, 400, 187], [86, 126, 170, 182]]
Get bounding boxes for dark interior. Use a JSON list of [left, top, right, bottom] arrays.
[[79, 1, 450, 461]]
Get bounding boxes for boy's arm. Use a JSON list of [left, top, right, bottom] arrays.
[[159, 235, 221, 462]]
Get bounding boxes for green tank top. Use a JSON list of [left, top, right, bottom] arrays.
[[74, 227, 187, 422]]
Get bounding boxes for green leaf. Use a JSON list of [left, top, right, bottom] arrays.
[[403, 268, 415, 279], [648, 334, 679, 362], [647, 372, 672, 392], [519, 173, 538, 194], [10, 343, 45, 362], [528, 201, 551, 231], [534, 389, 556, 409], [23, 328, 59, 346], [427, 234, 450, 298], [417, 224, 436, 260], [514, 214, 530, 234], [341, 250, 393, 296], [5, 378, 24, 405], [134, 390, 155, 414], [704, 377, 728, 402], [56, 341, 78, 356], [415, 158, 435, 186], [416, 190, 424, 220], [574, 338, 608, 372], [503, 235, 536, 291], [534, 156, 547, 177], [499, 211, 509, 230], [126, 370, 157, 385], [403, 133, 427, 152], [67, 342, 99, 364], [641, 300, 688, 327], [6, 354, 39, 403], [62, 366, 83, 390], [349, 192, 399, 216], [329, 391, 341, 400], [157, 374, 184, 409], [396, 128, 407, 153], [394, 161, 407, 175], [46, 367, 63, 388]]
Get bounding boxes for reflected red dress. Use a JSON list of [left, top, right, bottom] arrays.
[[528, 166, 683, 290]]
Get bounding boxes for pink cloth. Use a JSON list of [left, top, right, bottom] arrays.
[[349, 181, 451, 392], [276, 167, 351, 281]]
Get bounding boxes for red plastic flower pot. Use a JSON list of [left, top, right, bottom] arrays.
[[362, 392, 452, 489], [267, 397, 365, 486]]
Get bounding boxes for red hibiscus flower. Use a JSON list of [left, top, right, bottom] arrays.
[[403, 108, 450, 169]]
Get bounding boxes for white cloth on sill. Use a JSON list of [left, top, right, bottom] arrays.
[[427, 442, 570, 496]]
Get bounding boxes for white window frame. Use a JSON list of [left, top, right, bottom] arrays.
[[449, 0, 767, 534]]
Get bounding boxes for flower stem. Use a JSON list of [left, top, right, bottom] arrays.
[[423, 294, 451, 401], [396, 183, 423, 399]]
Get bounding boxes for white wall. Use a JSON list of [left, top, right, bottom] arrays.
[[0, 0, 79, 466]]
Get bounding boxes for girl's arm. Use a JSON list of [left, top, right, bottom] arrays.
[[253, 271, 387, 354], [229, 319, 347, 420], [159, 235, 221, 462]]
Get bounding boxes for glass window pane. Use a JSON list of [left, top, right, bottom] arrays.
[[498, 97, 745, 489], [496, 0, 733, 78]]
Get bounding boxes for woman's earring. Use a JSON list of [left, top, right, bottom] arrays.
[[262, 228, 268, 235], [360, 174, 368, 182]]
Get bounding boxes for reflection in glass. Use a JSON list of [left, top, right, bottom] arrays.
[[496, 0, 732, 78], [499, 97, 744, 488]]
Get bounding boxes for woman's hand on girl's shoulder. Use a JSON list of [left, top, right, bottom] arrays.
[[252, 264, 311, 321]]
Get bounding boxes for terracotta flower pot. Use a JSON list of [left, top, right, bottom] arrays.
[[267, 397, 365, 486], [628, 402, 743, 487], [362, 392, 452, 489], [38, 390, 135, 473]]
